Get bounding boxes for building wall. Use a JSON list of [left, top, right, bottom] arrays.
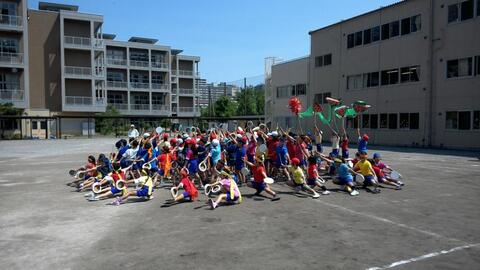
[[270, 57, 309, 129], [64, 49, 91, 67], [27, 10, 62, 112], [64, 79, 91, 96], [63, 19, 90, 37], [431, 0, 480, 148], [268, 0, 480, 149]]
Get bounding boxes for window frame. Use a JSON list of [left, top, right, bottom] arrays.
[[388, 113, 398, 129], [354, 31, 363, 46], [381, 69, 399, 85], [409, 113, 420, 130], [390, 20, 400, 37], [380, 113, 388, 129], [381, 23, 390, 40], [458, 111, 471, 130], [323, 54, 332, 66], [401, 17, 411, 35], [473, 110, 480, 129], [460, 0, 474, 21], [347, 33, 354, 49], [399, 113, 410, 129]]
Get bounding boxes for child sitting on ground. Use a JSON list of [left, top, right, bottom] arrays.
[[170, 168, 199, 203], [306, 156, 330, 195], [288, 158, 321, 198], [208, 172, 242, 210], [244, 155, 280, 201]]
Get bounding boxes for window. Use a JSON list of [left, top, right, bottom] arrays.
[[313, 92, 331, 104], [0, 38, 19, 53], [40, 121, 47, 130], [276, 86, 290, 98], [362, 114, 370, 128], [315, 54, 331, 67], [32, 121, 38, 129], [151, 73, 164, 84], [390, 21, 400, 37], [473, 111, 480, 129], [323, 54, 332, 66], [355, 31, 363, 46], [399, 113, 409, 129], [380, 113, 388, 129], [152, 94, 165, 105], [410, 113, 419, 129], [478, 0, 480, 16], [315, 56, 323, 67], [475, 56, 480, 75], [447, 57, 473, 78], [381, 69, 399, 85], [411, 15, 421, 32], [296, 84, 307, 95], [107, 71, 124, 82], [448, 4, 459, 23], [107, 93, 126, 104], [446, 111, 458, 129], [363, 28, 372, 44], [459, 111, 471, 130], [347, 33, 354, 49], [370, 114, 378, 129], [381, 23, 390, 40], [0, 2, 17, 16], [400, 66, 420, 83], [401, 17, 411, 35], [372, 26, 380, 42], [363, 72, 380, 88], [388, 114, 398, 129], [347, 74, 362, 90], [461, 0, 474, 20]]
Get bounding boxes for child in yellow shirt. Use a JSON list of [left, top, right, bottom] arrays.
[[353, 151, 380, 194]]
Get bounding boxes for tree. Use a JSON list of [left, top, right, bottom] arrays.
[[0, 103, 23, 139], [201, 96, 237, 118], [95, 105, 120, 135], [236, 84, 265, 116]]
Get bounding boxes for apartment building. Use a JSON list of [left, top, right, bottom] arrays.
[[266, 0, 480, 149], [196, 79, 241, 108], [0, 0, 29, 110], [1, 1, 200, 136]]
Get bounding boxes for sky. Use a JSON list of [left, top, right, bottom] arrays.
[[28, 0, 399, 83]]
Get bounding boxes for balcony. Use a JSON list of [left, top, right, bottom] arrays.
[[130, 82, 150, 90], [93, 39, 104, 49], [171, 94, 178, 103], [151, 62, 168, 69], [0, 52, 23, 65], [65, 96, 93, 106], [109, 103, 128, 111], [130, 60, 149, 68], [0, 89, 24, 102], [64, 36, 91, 49], [178, 88, 195, 95], [0, 14, 22, 30], [177, 70, 193, 77], [151, 83, 168, 91], [107, 81, 128, 89], [178, 107, 199, 113], [152, 104, 170, 114], [106, 58, 127, 67], [171, 70, 177, 76], [64, 66, 92, 78], [65, 96, 106, 112], [131, 104, 150, 111]]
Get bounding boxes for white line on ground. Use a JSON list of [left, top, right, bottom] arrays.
[[365, 243, 480, 270], [312, 199, 464, 243]]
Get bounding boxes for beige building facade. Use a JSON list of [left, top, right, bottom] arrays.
[[1, 1, 201, 136], [266, 0, 480, 149]]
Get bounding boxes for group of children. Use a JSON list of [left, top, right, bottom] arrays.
[[67, 123, 404, 209]]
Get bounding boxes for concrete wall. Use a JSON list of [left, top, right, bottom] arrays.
[[270, 57, 309, 129], [28, 10, 62, 112], [64, 49, 91, 67], [179, 60, 193, 70], [65, 79, 91, 96], [269, 0, 480, 149], [63, 19, 90, 37], [179, 96, 193, 107], [179, 78, 193, 88], [431, 0, 480, 148]]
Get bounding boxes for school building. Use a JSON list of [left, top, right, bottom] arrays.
[[265, 0, 480, 149], [0, 1, 200, 137]]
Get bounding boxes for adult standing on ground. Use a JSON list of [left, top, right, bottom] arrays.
[[128, 124, 139, 139]]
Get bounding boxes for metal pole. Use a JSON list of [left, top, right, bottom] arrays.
[[244, 77, 247, 116], [45, 118, 48, 139]]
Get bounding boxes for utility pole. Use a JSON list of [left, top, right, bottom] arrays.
[[244, 77, 247, 116]]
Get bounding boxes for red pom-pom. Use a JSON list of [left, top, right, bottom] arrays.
[[288, 97, 302, 115], [313, 103, 323, 113]]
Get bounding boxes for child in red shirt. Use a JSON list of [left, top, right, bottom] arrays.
[[170, 168, 199, 202], [244, 156, 280, 201], [306, 156, 330, 195]]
